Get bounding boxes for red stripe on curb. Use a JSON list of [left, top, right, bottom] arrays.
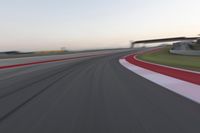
[[0, 54, 106, 70], [125, 54, 200, 85]]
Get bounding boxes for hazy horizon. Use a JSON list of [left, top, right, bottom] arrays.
[[1, 0, 200, 52]]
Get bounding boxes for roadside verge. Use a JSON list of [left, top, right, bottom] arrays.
[[125, 49, 200, 85]]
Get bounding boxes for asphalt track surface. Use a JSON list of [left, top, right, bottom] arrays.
[[0, 50, 199, 133]]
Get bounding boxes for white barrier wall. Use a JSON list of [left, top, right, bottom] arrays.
[[170, 50, 200, 56]]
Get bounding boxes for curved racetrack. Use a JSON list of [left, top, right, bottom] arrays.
[[0, 50, 199, 133]]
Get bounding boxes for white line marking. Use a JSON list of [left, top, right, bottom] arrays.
[[119, 59, 200, 104]]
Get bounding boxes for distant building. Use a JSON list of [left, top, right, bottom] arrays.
[[171, 41, 193, 50], [197, 39, 200, 45], [170, 39, 200, 56], [4, 51, 20, 55]]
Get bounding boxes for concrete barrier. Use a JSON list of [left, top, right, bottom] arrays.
[[170, 50, 200, 56]]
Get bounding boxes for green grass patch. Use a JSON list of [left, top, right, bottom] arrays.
[[137, 47, 200, 72]]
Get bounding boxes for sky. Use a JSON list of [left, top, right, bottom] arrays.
[[0, 0, 200, 52]]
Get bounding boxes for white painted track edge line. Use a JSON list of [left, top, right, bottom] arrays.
[[119, 59, 200, 104]]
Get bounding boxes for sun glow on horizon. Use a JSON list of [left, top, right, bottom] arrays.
[[0, 0, 200, 51]]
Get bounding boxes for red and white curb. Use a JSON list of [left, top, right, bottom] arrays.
[[119, 55, 200, 104]]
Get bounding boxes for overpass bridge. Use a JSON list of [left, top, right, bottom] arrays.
[[131, 37, 199, 48]]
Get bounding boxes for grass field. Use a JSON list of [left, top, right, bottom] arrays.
[[137, 47, 200, 72]]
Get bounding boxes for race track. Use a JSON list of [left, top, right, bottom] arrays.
[[0, 49, 199, 133]]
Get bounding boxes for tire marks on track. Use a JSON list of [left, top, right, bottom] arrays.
[[0, 57, 106, 123]]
